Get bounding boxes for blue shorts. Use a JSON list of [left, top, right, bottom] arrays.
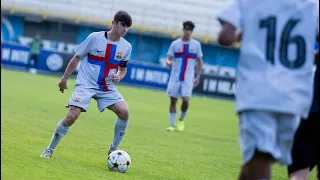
[[239, 111, 300, 165]]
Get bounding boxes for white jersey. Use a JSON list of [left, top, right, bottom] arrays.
[[167, 38, 203, 82], [217, 0, 319, 118], [74, 31, 132, 91]]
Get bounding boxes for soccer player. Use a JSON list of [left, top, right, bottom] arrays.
[[217, 0, 319, 179], [40, 10, 132, 158], [165, 21, 203, 132], [288, 42, 319, 180]]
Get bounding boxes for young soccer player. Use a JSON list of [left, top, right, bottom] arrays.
[[165, 21, 203, 132], [217, 0, 319, 179], [40, 10, 132, 158]]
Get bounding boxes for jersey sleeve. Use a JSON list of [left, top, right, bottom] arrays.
[[124, 44, 132, 61], [167, 42, 175, 57], [197, 42, 203, 58], [74, 33, 94, 58], [216, 0, 242, 30], [119, 44, 131, 68]]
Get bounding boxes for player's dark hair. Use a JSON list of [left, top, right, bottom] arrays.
[[114, 10, 132, 27], [183, 21, 195, 30]]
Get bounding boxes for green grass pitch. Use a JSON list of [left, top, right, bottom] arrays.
[[1, 69, 316, 179]]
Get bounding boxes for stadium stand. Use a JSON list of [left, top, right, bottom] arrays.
[[1, 0, 233, 43]]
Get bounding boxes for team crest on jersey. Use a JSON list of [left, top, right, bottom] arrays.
[[116, 52, 122, 59]]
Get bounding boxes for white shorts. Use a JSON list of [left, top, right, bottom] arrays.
[[166, 79, 193, 98], [239, 111, 300, 165], [66, 86, 124, 112]]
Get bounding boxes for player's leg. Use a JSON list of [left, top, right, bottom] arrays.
[[274, 113, 301, 179], [175, 96, 188, 132], [107, 101, 129, 154], [176, 81, 193, 131], [180, 96, 189, 120], [289, 169, 309, 180], [180, 81, 193, 120], [49, 107, 82, 145], [238, 111, 279, 179], [287, 117, 314, 180], [41, 106, 82, 158], [41, 88, 92, 158], [237, 166, 247, 180], [166, 80, 180, 131], [240, 152, 274, 180], [95, 90, 129, 154], [166, 97, 178, 131]]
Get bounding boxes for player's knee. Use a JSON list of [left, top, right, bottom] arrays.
[[170, 98, 178, 106], [182, 98, 189, 105], [118, 107, 129, 120], [64, 112, 79, 126]]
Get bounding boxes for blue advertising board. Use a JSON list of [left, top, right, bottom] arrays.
[[1, 42, 30, 67], [122, 63, 171, 90], [1, 42, 236, 99]]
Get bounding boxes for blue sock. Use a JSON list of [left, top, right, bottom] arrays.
[[169, 113, 176, 127], [179, 111, 187, 121], [111, 118, 128, 149], [47, 120, 70, 151]]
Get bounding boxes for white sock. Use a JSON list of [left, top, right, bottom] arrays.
[[48, 120, 70, 151], [179, 111, 187, 121], [169, 113, 176, 127], [111, 118, 128, 150]]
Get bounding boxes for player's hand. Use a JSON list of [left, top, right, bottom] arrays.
[[58, 79, 68, 93], [166, 60, 172, 68], [194, 77, 200, 87], [112, 74, 121, 84]]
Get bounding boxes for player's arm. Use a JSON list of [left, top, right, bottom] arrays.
[[218, 22, 238, 46], [194, 42, 204, 87], [194, 57, 203, 87], [236, 31, 242, 42], [166, 42, 175, 68], [166, 55, 173, 68], [217, 0, 242, 46], [58, 33, 93, 93], [218, 24, 242, 45], [112, 45, 131, 83], [112, 60, 128, 84], [58, 55, 81, 93], [61, 55, 81, 81], [196, 57, 203, 78], [117, 61, 128, 80]]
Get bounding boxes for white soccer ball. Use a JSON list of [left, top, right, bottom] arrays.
[[107, 150, 131, 173]]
